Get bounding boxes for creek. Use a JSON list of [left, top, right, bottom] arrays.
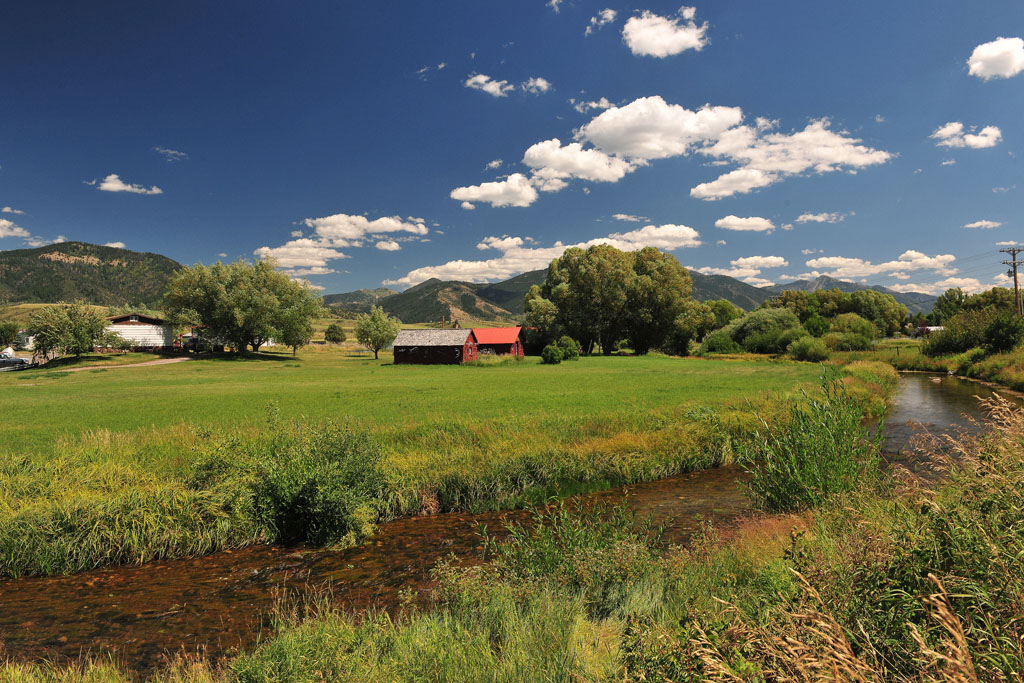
[[0, 373, 1011, 673]]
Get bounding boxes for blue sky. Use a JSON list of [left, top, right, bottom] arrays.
[[1, 1, 1021, 295]]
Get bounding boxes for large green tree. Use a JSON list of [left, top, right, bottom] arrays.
[[163, 259, 324, 353], [354, 306, 401, 359], [27, 303, 109, 358], [525, 245, 694, 355], [0, 320, 18, 348]]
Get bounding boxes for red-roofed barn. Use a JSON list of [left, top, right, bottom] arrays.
[[473, 326, 524, 357]]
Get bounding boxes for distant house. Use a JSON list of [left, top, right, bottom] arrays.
[[393, 328, 479, 365], [915, 325, 945, 338], [473, 326, 525, 357], [105, 313, 175, 351]]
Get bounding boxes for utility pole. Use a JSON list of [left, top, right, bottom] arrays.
[[1001, 247, 1024, 317]]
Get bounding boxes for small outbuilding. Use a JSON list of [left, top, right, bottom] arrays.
[[473, 326, 525, 357], [105, 313, 175, 351], [393, 328, 479, 365]]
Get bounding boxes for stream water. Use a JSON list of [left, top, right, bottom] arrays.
[[0, 374, 1013, 673]]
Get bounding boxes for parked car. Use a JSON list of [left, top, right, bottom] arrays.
[[0, 356, 32, 371]]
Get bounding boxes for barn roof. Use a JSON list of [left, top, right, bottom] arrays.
[[393, 328, 476, 347], [472, 326, 522, 344]]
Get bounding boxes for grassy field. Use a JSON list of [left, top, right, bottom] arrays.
[[0, 349, 869, 578]]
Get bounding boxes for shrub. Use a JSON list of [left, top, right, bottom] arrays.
[[699, 329, 742, 354], [541, 344, 564, 364], [983, 312, 1024, 353], [923, 308, 994, 356], [787, 336, 829, 362], [803, 313, 829, 337], [743, 325, 805, 354], [0, 320, 18, 347], [730, 308, 802, 347], [740, 374, 882, 512], [822, 332, 872, 351], [324, 323, 347, 343], [557, 335, 581, 360]]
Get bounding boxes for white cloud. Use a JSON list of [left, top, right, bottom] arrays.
[[386, 224, 700, 287], [464, 73, 514, 97], [874, 114, 885, 123], [622, 7, 708, 58], [573, 97, 614, 114], [612, 213, 646, 222], [801, 249, 819, 255], [578, 96, 742, 161], [376, 240, 401, 251], [967, 37, 1024, 80], [153, 146, 188, 162], [732, 255, 788, 269], [963, 219, 1002, 229], [1, 206, 25, 215], [693, 119, 892, 200], [522, 77, 552, 94], [523, 138, 635, 186], [547, 0, 563, 13], [93, 173, 163, 195], [451, 173, 539, 208], [0, 218, 30, 239], [302, 213, 428, 244], [941, 159, 956, 166], [993, 186, 1015, 193], [254, 238, 347, 271], [461, 201, 476, 210], [23, 234, 66, 247], [586, 9, 617, 35], [714, 215, 775, 232], [997, 241, 1020, 246], [803, 250, 956, 280], [930, 122, 1002, 149], [796, 212, 846, 224], [743, 277, 775, 287], [104, 241, 126, 249], [485, 159, 503, 170]]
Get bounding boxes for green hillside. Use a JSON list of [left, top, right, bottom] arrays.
[[0, 242, 181, 307], [689, 270, 772, 310], [475, 269, 547, 315], [321, 287, 396, 313]]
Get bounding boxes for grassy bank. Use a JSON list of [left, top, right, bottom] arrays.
[[1, 352, 861, 578], [5, 387, 1021, 681]]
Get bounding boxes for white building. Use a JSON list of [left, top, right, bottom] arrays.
[[105, 313, 175, 350]]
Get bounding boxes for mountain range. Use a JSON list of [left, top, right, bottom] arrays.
[[0, 241, 938, 321]]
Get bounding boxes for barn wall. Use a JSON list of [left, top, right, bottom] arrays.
[[394, 345, 466, 364], [105, 323, 175, 349]]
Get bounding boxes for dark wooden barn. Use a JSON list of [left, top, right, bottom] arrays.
[[473, 326, 525, 357], [392, 329, 479, 365]]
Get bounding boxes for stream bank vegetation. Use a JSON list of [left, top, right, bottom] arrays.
[[6, 382, 1024, 681]]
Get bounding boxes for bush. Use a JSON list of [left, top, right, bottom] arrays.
[[923, 309, 994, 356], [803, 314, 829, 337], [730, 308, 802, 347], [324, 323, 347, 343], [740, 374, 882, 512], [743, 325, 805, 354], [984, 312, 1024, 353], [540, 344, 564, 364], [699, 328, 742, 354], [557, 335, 581, 360], [822, 332, 872, 351], [788, 336, 829, 362], [0, 320, 18, 348]]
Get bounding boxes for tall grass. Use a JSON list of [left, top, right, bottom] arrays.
[[740, 372, 884, 512]]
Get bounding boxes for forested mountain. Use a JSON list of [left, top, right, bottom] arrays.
[[0, 242, 181, 307], [764, 275, 936, 314]]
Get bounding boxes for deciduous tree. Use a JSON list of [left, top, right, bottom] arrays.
[[354, 306, 400, 359]]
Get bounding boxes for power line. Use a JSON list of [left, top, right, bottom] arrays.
[[1001, 247, 1024, 317]]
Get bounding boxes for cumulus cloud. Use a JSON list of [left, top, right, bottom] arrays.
[[572, 97, 614, 113], [385, 224, 700, 287], [586, 8, 617, 35], [153, 146, 188, 162], [451, 173, 539, 208], [714, 215, 775, 232], [523, 138, 635, 187], [695, 254, 787, 285], [522, 77, 552, 94], [802, 250, 957, 280], [622, 7, 708, 58], [1, 206, 25, 215], [464, 73, 514, 97], [0, 218, 30, 239], [796, 212, 847, 224], [23, 234, 66, 247], [104, 241, 126, 249], [91, 173, 163, 195], [930, 122, 1002, 149], [968, 37, 1024, 80], [963, 219, 1002, 229], [693, 118, 893, 199], [485, 159, 503, 170], [732, 255, 788, 269], [997, 241, 1020, 246], [254, 213, 429, 275]]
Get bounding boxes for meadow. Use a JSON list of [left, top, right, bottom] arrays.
[[1, 349, 861, 578]]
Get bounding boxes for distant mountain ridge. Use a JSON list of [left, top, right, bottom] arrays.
[[764, 275, 936, 314], [0, 241, 181, 307]]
